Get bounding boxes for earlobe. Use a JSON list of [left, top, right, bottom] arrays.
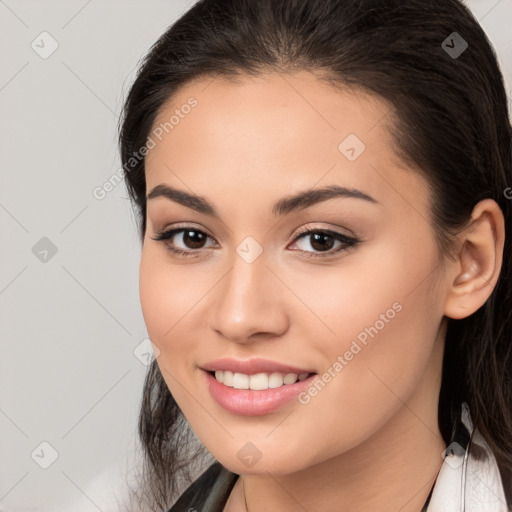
[[443, 199, 505, 320]]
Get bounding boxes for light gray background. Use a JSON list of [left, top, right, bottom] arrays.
[[0, 1, 511, 511]]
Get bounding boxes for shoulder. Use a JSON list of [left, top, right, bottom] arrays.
[[428, 402, 511, 511], [166, 461, 239, 512]]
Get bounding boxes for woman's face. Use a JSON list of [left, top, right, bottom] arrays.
[[140, 71, 449, 475]]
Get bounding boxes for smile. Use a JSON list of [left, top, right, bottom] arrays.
[[202, 369, 318, 416], [211, 370, 311, 390]]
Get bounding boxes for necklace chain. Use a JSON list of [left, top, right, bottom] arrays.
[[243, 478, 249, 512]]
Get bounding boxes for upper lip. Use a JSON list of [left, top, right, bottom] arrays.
[[201, 357, 316, 375]]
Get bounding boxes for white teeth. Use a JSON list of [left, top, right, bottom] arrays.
[[233, 372, 249, 389], [268, 372, 286, 388], [222, 370, 233, 386], [212, 370, 310, 390], [249, 372, 271, 390]]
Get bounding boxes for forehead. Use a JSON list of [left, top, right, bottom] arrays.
[[144, 70, 430, 217], [149, 70, 396, 160]]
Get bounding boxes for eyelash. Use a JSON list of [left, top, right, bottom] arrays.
[[150, 225, 361, 260]]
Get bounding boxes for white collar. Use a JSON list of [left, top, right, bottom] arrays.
[[427, 402, 508, 511]]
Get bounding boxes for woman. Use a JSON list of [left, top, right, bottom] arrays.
[[118, 0, 512, 510]]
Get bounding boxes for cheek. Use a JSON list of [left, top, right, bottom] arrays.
[[139, 249, 196, 395], [287, 239, 442, 452], [284, 235, 432, 345], [139, 250, 173, 342], [139, 249, 199, 407], [301, 291, 439, 464], [306, 289, 437, 441], [139, 246, 202, 344]]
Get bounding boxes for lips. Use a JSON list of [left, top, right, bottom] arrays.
[[202, 369, 319, 415], [201, 357, 316, 376]]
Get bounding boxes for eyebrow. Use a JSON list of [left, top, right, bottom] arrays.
[[146, 183, 379, 218]]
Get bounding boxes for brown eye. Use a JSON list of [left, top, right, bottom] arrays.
[[151, 227, 217, 258], [180, 230, 208, 249], [308, 232, 336, 251], [290, 228, 360, 258]]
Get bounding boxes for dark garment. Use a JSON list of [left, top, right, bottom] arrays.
[[167, 462, 238, 512]]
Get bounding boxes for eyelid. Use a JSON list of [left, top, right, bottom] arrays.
[[292, 223, 358, 239], [153, 222, 217, 242], [155, 221, 356, 239], [288, 225, 360, 257], [151, 222, 361, 259]]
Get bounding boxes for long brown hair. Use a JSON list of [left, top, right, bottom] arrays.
[[118, 0, 512, 509]]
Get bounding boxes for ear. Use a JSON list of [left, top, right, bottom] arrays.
[[444, 199, 505, 320]]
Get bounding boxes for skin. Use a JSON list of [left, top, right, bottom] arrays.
[[140, 70, 505, 511]]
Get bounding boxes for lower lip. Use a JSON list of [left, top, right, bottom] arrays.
[[202, 369, 318, 416]]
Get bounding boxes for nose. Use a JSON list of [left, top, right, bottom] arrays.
[[209, 249, 290, 344]]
